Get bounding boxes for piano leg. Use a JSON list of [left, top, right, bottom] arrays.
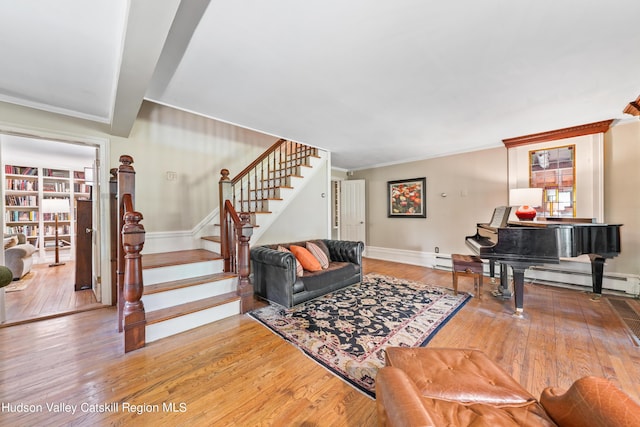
[[511, 266, 526, 317], [489, 260, 496, 284], [589, 254, 606, 300], [499, 263, 511, 299]]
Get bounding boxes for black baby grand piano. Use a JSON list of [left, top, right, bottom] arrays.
[[465, 206, 622, 315]]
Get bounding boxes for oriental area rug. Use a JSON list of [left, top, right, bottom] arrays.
[[248, 273, 471, 397]]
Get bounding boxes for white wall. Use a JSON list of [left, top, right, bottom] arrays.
[[352, 147, 508, 256], [110, 102, 277, 231], [256, 159, 330, 245]]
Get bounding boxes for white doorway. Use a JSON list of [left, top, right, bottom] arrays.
[[1, 133, 106, 322], [339, 179, 366, 243]]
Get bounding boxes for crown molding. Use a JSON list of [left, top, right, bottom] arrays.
[[623, 95, 640, 116], [502, 119, 615, 149]]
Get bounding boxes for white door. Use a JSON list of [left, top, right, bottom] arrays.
[[340, 179, 366, 242]]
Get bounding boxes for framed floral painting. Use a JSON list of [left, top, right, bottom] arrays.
[[387, 177, 426, 218]]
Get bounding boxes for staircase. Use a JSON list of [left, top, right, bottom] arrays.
[[140, 249, 239, 343], [125, 141, 324, 346]]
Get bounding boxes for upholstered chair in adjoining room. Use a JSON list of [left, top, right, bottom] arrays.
[[4, 233, 36, 280]]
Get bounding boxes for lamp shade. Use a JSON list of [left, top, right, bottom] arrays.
[[509, 188, 543, 220], [84, 166, 94, 185], [41, 198, 70, 214]]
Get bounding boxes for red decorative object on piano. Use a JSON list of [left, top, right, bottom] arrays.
[[515, 205, 537, 220]]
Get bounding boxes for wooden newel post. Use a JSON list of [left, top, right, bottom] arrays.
[[122, 209, 146, 353], [117, 155, 136, 332], [236, 212, 254, 313], [219, 168, 231, 272]]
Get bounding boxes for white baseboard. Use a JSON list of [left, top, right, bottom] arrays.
[[364, 246, 640, 296], [364, 246, 437, 268]]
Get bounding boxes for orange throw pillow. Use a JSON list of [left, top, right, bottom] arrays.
[[289, 245, 322, 272]]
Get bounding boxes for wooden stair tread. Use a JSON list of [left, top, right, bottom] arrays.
[[142, 249, 222, 269], [144, 272, 237, 295], [146, 292, 240, 325], [240, 197, 283, 202], [249, 185, 293, 192], [272, 164, 312, 172], [261, 174, 303, 180], [201, 235, 221, 243]]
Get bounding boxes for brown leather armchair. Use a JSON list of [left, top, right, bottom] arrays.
[[376, 347, 640, 427]]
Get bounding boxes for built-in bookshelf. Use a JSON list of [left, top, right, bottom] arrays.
[[4, 164, 91, 263]]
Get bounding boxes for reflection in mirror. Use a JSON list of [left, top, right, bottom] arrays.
[[529, 145, 575, 218]]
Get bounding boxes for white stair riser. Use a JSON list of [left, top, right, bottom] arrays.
[[201, 239, 221, 253], [143, 259, 224, 285], [267, 166, 303, 177], [250, 188, 282, 199], [142, 278, 237, 312], [146, 301, 240, 343], [240, 200, 271, 211]]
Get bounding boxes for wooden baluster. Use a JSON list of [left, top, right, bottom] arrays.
[[121, 204, 146, 352], [252, 158, 258, 213], [236, 211, 254, 313]]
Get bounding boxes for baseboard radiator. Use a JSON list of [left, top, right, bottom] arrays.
[[433, 254, 639, 297]]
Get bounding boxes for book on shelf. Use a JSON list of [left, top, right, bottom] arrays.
[[5, 179, 38, 191], [5, 165, 38, 175], [43, 168, 68, 178], [5, 195, 38, 206]]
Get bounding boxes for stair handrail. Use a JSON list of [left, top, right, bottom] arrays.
[[228, 139, 318, 214], [229, 138, 287, 185], [116, 155, 146, 353]]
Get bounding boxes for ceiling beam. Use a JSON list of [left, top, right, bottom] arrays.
[[109, 0, 182, 137]]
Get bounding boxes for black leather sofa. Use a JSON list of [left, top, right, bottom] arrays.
[[250, 239, 364, 308]]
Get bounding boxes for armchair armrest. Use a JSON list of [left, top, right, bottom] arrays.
[[376, 367, 437, 427], [540, 376, 640, 427], [250, 246, 298, 307], [5, 244, 36, 259]]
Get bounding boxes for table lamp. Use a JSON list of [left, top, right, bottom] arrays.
[[509, 188, 543, 221], [41, 198, 70, 267]]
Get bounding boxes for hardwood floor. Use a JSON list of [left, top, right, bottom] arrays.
[[1, 261, 101, 326], [1, 258, 639, 426]]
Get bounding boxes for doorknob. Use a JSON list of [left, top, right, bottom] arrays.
[[85, 228, 93, 234]]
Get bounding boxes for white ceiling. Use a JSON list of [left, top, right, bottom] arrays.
[[1, 0, 639, 170], [2, 134, 95, 170]]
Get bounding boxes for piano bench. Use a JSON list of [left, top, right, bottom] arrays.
[[451, 254, 484, 300]]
